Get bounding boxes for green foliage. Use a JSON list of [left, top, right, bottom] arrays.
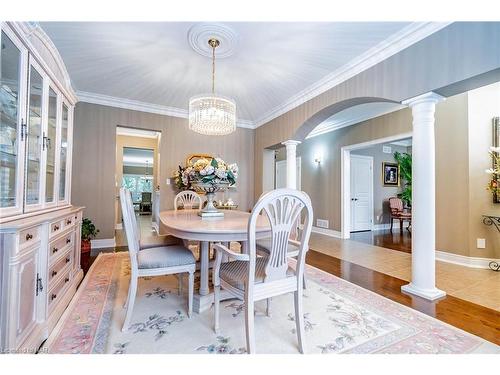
[[82, 218, 99, 241], [394, 151, 412, 205]]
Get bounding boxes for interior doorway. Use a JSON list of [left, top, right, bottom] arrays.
[[115, 126, 161, 247], [275, 157, 301, 189], [341, 132, 413, 253]]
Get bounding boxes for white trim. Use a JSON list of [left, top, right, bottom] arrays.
[[90, 237, 116, 249], [341, 131, 413, 239], [436, 251, 500, 270], [306, 104, 405, 139], [311, 226, 342, 239], [253, 22, 451, 128], [76, 90, 255, 129]]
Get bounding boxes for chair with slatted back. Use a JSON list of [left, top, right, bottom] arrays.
[[120, 188, 195, 332], [212, 188, 313, 354], [174, 190, 202, 210]]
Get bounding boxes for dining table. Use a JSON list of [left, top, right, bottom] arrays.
[[159, 209, 271, 313]]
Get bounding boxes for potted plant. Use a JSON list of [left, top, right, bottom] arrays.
[[394, 151, 412, 207], [81, 218, 99, 254]]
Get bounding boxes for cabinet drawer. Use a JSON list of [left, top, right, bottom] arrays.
[[49, 231, 74, 260], [50, 220, 64, 238], [63, 214, 75, 228], [19, 225, 41, 248], [48, 268, 72, 314], [48, 251, 73, 287]]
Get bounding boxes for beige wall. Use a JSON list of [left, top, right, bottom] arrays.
[[72, 102, 255, 240], [466, 82, 500, 258], [115, 134, 160, 226], [270, 92, 496, 258]]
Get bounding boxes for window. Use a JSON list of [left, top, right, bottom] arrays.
[[122, 174, 153, 202]]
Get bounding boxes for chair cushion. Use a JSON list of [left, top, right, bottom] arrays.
[[256, 238, 300, 255], [137, 245, 195, 269], [219, 258, 295, 290]]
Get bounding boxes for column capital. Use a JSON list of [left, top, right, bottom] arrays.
[[281, 139, 302, 147], [402, 92, 445, 107]]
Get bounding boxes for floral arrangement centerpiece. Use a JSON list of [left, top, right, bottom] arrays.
[[486, 146, 500, 203], [173, 157, 238, 217]]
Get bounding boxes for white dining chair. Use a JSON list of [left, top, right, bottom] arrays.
[[213, 188, 313, 354], [174, 190, 202, 210], [120, 188, 196, 332]]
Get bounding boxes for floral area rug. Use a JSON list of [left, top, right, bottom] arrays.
[[44, 252, 499, 354]]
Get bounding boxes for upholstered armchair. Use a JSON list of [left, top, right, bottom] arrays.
[[389, 197, 412, 232]]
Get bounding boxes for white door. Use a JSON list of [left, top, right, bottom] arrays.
[[275, 157, 301, 189], [350, 155, 373, 232]]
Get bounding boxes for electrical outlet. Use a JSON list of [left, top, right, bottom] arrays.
[[166, 178, 171, 185], [316, 219, 329, 229], [476, 238, 486, 249]]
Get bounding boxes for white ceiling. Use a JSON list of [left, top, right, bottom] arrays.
[[123, 147, 154, 167]]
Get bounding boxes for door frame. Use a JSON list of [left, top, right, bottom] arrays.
[[341, 131, 412, 239], [349, 154, 374, 233]]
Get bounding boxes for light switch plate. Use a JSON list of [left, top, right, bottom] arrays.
[[476, 238, 486, 249], [166, 178, 171, 185]]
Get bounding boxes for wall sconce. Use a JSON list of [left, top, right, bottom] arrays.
[[314, 154, 322, 164]]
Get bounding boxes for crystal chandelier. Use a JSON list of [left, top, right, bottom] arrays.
[[189, 38, 236, 136]]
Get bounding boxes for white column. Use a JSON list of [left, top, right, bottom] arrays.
[[401, 92, 446, 301], [281, 140, 301, 189]]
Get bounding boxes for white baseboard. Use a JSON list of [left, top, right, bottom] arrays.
[[373, 223, 392, 231], [115, 223, 122, 230], [312, 226, 342, 238], [436, 250, 499, 270], [91, 237, 116, 249]]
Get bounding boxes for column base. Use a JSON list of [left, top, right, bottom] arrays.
[[401, 283, 446, 301]]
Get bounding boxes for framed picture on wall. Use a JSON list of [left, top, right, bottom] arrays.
[[383, 162, 400, 187]]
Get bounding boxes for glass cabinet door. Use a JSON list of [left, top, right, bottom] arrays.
[[59, 103, 68, 202], [25, 64, 44, 208], [0, 30, 26, 216], [45, 87, 57, 205]]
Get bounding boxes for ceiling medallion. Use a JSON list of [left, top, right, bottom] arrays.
[[188, 37, 236, 136], [187, 23, 238, 59]]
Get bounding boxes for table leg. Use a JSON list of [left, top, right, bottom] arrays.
[[200, 241, 210, 296]]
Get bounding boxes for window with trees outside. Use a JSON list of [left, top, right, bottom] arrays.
[[122, 174, 153, 203]]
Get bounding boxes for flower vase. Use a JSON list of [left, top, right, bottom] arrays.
[[200, 191, 224, 218]]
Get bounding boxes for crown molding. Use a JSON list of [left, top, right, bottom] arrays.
[[306, 104, 405, 139], [76, 91, 257, 129], [253, 22, 452, 128]]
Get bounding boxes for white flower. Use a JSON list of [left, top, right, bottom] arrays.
[[485, 168, 497, 174], [228, 163, 239, 176], [215, 168, 227, 179], [202, 165, 215, 175]]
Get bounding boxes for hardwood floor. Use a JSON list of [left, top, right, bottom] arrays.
[[350, 229, 412, 253], [306, 249, 500, 345]]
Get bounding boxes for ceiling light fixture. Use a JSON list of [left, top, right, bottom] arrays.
[[189, 38, 236, 136]]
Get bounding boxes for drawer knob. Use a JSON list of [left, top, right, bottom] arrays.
[[52, 247, 58, 254], [65, 277, 70, 283], [51, 293, 57, 301], [53, 225, 60, 231], [66, 220, 72, 225], [52, 270, 57, 277], [65, 257, 70, 263], [25, 233, 33, 241], [66, 238, 71, 244]]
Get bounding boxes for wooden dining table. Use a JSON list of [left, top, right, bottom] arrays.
[[159, 209, 271, 313]]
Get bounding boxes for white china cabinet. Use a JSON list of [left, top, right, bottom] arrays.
[[0, 22, 82, 353]]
